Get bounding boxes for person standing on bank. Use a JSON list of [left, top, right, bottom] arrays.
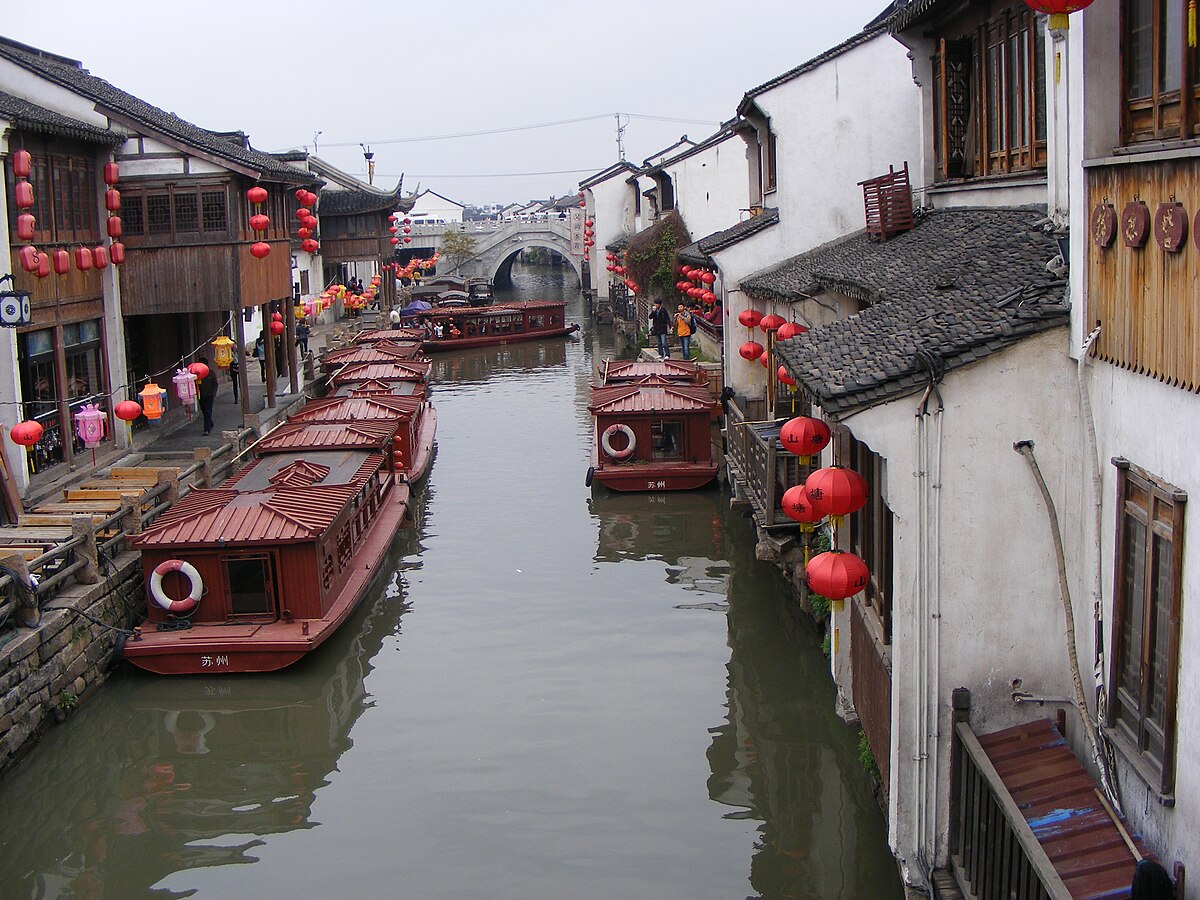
[[649, 298, 672, 359], [296, 318, 311, 356], [197, 356, 217, 436], [228, 354, 240, 403], [675, 304, 694, 360], [390, 306, 402, 330], [253, 334, 266, 381]]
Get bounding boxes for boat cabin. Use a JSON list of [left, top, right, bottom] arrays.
[[321, 341, 425, 377], [329, 359, 431, 393], [287, 394, 435, 482], [418, 300, 576, 350], [467, 278, 494, 305], [353, 327, 425, 344], [598, 359, 709, 386]]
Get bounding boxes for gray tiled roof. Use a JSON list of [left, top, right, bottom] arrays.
[[318, 188, 404, 216], [0, 90, 121, 145], [766, 207, 1069, 416], [679, 209, 780, 265], [0, 36, 309, 183]]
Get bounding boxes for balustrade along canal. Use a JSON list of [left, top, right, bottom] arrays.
[[0, 263, 901, 899]]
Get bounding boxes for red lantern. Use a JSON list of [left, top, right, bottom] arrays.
[[737, 309, 763, 329], [805, 466, 869, 523], [250, 242, 271, 259], [16, 214, 35, 241], [115, 400, 142, 422], [105, 189, 121, 212], [92, 246, 109, 270], [18, 245, 39, 273], [1022, 0, 1096, 29], [776, 321, 808, 341], [247, 186, 268, 204], [403, 236, 412, 243], [806, 550, 869, 602], [10, 420, 44, 447], [249, 213, 271, 231], [301, 238, 319, 253], [107, 216, 123, 238], [781, 484, 823, 525], [269, 320, 285, 336], [74, 246, 93, 271], [302, 215, 318, 230], [584, 219, 594, 227], [780, 417, 831, 458], [109, 242, 126, 265], [304, 191, 318, 207], [103, 161, 120, 185], [402, 226, 411, 234], [295, 188, 307, 201], [700, 271, 716, 285], [760, 314, 786, 332], [388, 225, 398, 234], [295, 207, 311, 220], [403, 218, 411, 225], [12, 149, 32, 178], [298, 227, 312, 239], [188, 361, 210, 380], [701, 291, 716, 303], [390, 236, 400, 245], [36, 252, 50, 279], [777, 365, 796, 387], [53, 249, 70, 275], [739, 341, 764, 361], [760, 352, 771, 368], [271, 312, 283, 322], [14, 180, 33, 209]]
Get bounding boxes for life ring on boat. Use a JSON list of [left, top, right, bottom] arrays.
[[150, 559, 202, 614], [601, 423, 636, 460]]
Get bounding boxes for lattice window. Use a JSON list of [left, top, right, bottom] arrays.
[[123, 193, 144, 235], [147, 194, 171, 234], [174, 192, 198, 233], [202, 189, 227, 232]]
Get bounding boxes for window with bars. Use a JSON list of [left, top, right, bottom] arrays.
[[119, 186, 230, 241], [1108, 459, 1185, 797], [4, 150, 100, 244], [202, 190, 227, 232], [932, 3, 1046, 181], [1122, 0, 1200, 143]]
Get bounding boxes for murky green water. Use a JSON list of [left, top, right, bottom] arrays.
[[0, 264, 901, 899]]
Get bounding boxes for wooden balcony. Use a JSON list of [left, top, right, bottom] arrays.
[[1086, 155, 1200, 393], [723, 396, 815, 528]]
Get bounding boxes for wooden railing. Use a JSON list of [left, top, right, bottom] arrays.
[[724, 399, 811, 528], [851, 600, 892, 793], [950, 720, 1072, 900], [0, 428, 253, 633]]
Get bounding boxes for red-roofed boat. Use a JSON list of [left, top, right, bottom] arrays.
[[588, 362, 720, 492], [416, 300, 578, 351]]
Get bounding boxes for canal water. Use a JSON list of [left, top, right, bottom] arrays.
[[0, 264, 902, 900]]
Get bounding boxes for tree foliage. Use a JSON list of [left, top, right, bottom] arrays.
[[440, 230, 478, 272]]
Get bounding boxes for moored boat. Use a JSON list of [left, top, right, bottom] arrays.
[[415, 300, 578, 351]]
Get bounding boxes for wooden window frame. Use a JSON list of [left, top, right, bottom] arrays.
[[5, 150, 100, 245], [839, 429, 894, 643], [1120, 0, 1199, 144], [1107, 457, 1186, 798], [119, 183, 231, 245]]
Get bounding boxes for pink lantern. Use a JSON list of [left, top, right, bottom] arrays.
[[74, 403, 107, 449], [173, 368, 198, 406]]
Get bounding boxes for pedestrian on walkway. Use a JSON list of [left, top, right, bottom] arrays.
[[253, 334, 266, 381], [228, 355, 240, 403], [390, 307, 402, 329], [675, 304, 694, 360], [649, 298, 672, 359], [296, 319, 311, 356], [196, 356, 217, 435]]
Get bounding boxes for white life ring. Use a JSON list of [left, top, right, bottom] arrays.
[[150, 559, 202, 614], [601, 423, 636, 460]]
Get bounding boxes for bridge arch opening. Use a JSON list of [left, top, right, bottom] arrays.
[[491, 245, 581, 289]]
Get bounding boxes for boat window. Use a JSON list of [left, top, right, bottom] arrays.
[[225, 556, 275, 618], [651, 421, 683, 460], [529, 315, 545, 329]]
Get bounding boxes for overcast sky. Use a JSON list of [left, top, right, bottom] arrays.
[[6, 0, 893, 206]]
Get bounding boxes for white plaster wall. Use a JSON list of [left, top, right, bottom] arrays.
[[840, 328, 1086, 870], [581, 172, 636, 301], [0, 133, 29, 496], [411, 192, 464, 223], [667, 136, 750, 244]]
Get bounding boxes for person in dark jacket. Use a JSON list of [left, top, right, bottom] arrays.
[[1130, 859, 1174, 899], [196, 356, 217, 435], [649, 299, 671, 358]]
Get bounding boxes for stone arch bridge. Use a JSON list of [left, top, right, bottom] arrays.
[[399, 219, 582, 287]]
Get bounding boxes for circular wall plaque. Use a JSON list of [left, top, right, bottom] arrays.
[[1154, 201, 1188, 252], [1121, 200, 1150, 248], [1091, 203, 1116, 248]]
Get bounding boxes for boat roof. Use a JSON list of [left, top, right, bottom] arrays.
[[253, 421, 397, 454], [331, 359, 431, 385], [287, 394, 424, 425], [588, 383, 719, 415], [225, 449, 384, 492], [599, 359, 706, 384], [322, 342, 424, 366], [332, 379, 425, 398], [354, 327, 425, 343]]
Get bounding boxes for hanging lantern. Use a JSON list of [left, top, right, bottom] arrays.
[[701, 291, 716, 303], [250, 242, 271, 259], [139, 382, 164, 419], [10, 420, 44, 447], [777, 365, 796, 387], [105, 189, 121, 212], [403, 217, 411, 225], [403, 236, 412, 243], [759, 352, 771, 368], [18, 246, 39, 273], [271, 312, 283, 322], [247, 186, 268, 204], [301, 238, 319, 253], [760, 314, 786, 332], [780, 416, 832, 460], [805, 550, 869, 611], [781, 484, 824, 526], [74, 246, 93, 271], [173, 368, 198, 406], [1022, 0, 1096, 30], [295, 207, 311, 220], [14, 180, 34, 209], [115, 400, 142, 422], [53, 249, 70, 275], [187, 361, 210, 380], [269, 319, 285, 336], [74, 404, 107, 449], [390, 236, 400, 245], [92, 246, 109, 270], [211, 335, 236, 368], [304, 191, 318, 207], [805, 465, 869, 526], [107, 216, 123, 238], [584, 219, 594, 227], [777, 321, 808, 341], [388, 225, 398, 234], [109, 243, 126, 265], [737, 309, 763, 329], [295, 188, 307, 201], [700, 271, 716, 285], [12, 149, 32, 178], [402, 226, 411, 234], [35, 252, 50, 279], [739, 341, 765, 361], [249, 213, 271, 231], [103, 161, 120, 185], [16, 214, 35, 241], [298, 227, 313, 239], [302, 215, 318, 230]]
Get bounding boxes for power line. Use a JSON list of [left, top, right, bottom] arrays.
[[372, 167, 607, 180]]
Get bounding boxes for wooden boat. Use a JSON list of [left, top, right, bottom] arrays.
[[598, 359, 709, 386], [416, 300, 578, 351], [466, 277, 494, 305], [329, 359, 432, 392], [320, 340, 426, 377], [587, 371, 720, 492], [125, 421, 413, 674], [352, 327, 425, 344]]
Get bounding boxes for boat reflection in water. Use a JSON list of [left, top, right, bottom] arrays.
[[428, 333, 568, 384], [589, 489, 900, 898], [0, 511, 424, 899]]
